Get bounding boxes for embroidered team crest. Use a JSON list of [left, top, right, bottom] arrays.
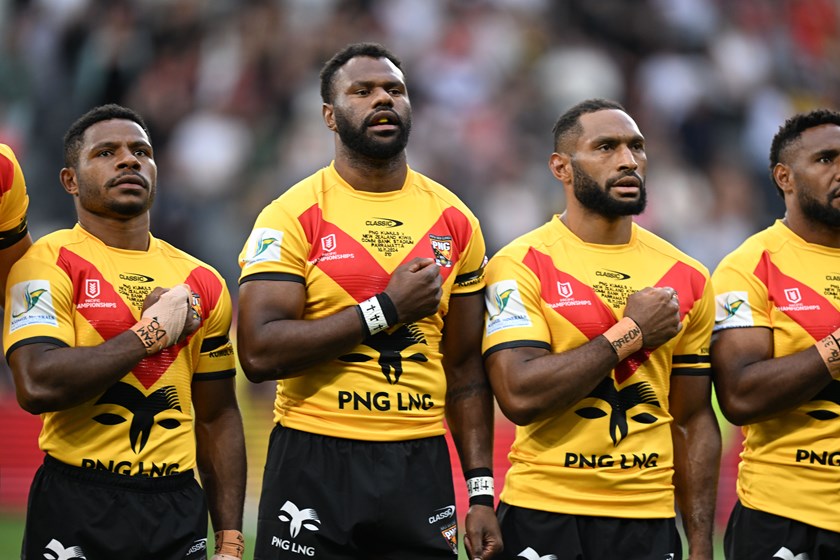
[[85, 278, 100, 299], [321, 234, 336, 253], [557, 281, 573, 298], [429, 234, 453, 267], [784, 288, 802, 304]]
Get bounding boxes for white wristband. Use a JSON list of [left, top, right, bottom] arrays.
[[359, 296, 389, 335], [466, 476, 494, 498]]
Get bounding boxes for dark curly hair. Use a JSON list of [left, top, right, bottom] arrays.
[[552, 98, 627, 153], [319, 42, 403, 104], [769, 108, 840, 197], [63, 104, 150, 168]]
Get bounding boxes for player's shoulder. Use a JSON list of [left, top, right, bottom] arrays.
[[714, 223, 785, 274], [409, 168, 479, 219], [635, 225, 710, 277], [153, 236, 225, 280]]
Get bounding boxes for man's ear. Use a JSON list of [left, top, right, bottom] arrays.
[[60, 167, 78, 196], [323, 103, 336, 132], [549, 152, 572, 184], [772, 163, 794, 197]]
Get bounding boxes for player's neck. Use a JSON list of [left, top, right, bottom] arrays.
[[782, 214, 840, 249], [333, 149, 408, 193], [77, 213, 151, 251], [561, 209, 633, 245]]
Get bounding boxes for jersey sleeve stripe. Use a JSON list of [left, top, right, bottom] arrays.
[[672, 354, 710, 364], [671, 366, 711, 376], [483, 339, 551, 358], [239, 272, 304, 285], [193, 368, 236, 381], [6, 336, 68, 360]]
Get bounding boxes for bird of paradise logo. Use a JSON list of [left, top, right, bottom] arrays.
[[489, 287, 515, 320], [12, 284, 48, 318], [715, 293, 747, 324]]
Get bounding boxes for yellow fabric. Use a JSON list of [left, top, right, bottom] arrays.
[[0, 143, 29, 235], [483, 216, 713, 518], [3, 225, 235, 476], [712, 220, 840, 531], [239, 163, 486, 441]]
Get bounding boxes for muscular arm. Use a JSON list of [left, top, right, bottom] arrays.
[[9, 334, 148, 414], [443, 292, 502, 560], [485, 338, 619, 426], [711, 327, 833, 425], [0, 231, 31, 308], [670, 374, 720, 560], [193, 376, 246, 533], [236, 280, 366, 381], [486, 286, 681, 426], [237, 258, 443, 382]]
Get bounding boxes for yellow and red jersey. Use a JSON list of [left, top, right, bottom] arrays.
[[483, 216, 713, 518], [712, 220, 840, 531], [3, 225, 235, 476], [0, 144, 30, 247], [239, 162, 486, 441]]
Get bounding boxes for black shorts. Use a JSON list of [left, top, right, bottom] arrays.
[[724, 500, 840, 560], [253, 425, 459, 560], [22, 455, 209, 560], [496, 501, 682, 560]]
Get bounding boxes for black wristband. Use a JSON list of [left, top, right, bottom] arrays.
[[376, 292, 399, 325], [355, 304, 371, 337]]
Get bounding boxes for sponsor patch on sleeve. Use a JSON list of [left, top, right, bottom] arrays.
[[8, 280, 58, 333], [714, 291, 753, 330], [485, 279, 532, 335], [242, 228, 283, 267]]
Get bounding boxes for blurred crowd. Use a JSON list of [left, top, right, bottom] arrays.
[[1, 0, 838, 285]]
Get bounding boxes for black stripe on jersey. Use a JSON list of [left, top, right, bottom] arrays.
[[451, 288, 485, 298], [200, 336, 230, 353], [193, 368, 236, 381], [483, 339, 551, 359], [671, 367, 711, 377], [239, 272, 304, 285], [6, 335, 68, 360], [455, 267, 485, 286], [0, 216, 28, 249], [673, 354, 710, 364]]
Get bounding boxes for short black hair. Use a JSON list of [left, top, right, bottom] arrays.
[[769, 108, 840, 197], [319, 42, 403, 104], [552, 98, 627, 153], [63, 104, 150, 168]]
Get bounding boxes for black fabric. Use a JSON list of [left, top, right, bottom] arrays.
[[724, 500, 840, 560], [254, 425, 459, 560], [496, 502, 682, 560], [22, 456, 208, 560]]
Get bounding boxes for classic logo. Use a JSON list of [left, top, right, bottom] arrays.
[[119, 272, 154, 282], [575, 377, 662, 446], [42, 538, 86, 559], [595, 269, 631, 280], [365, 217, 403, 227], [428, 505, 456, 524], [518, 547, 557, 560], [339, 323, 428, 384], [85, 279, 100, 299], [784, 288, 802, 304], [557, 281, 573, 299], [278, 500, 321, 538], [321, 233, 336, 253], [243, 228, 282, 266], [430, 234, 453, 267], [92, 382, 182, 453]]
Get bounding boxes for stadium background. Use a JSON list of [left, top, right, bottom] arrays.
[[0, 0, 837, 557]]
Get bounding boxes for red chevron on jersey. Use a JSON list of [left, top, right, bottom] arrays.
[[0, 153, 13, 195], [754, 250, 840, 341], [184, 265, 223, 321], [57, 247, 186, 389], [654, 261, 706, 321], [298, 204, 458, 302]]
